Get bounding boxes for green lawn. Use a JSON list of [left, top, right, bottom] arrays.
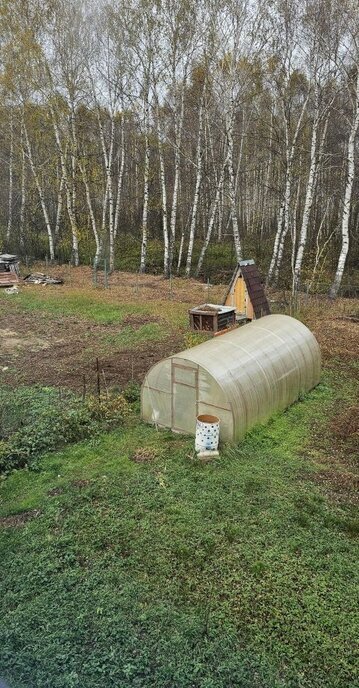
[[0, 376, 358, 688], [0, 288, 186, 327]]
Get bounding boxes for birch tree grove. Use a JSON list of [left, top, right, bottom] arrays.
[[0, 0, 358, 293]]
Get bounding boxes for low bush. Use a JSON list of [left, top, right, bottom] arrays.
[[0, 387, 131, 474], [122, 380, 141, 403]]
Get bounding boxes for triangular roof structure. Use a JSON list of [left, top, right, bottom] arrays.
[[0, 254, 18, 263], [224, 259, 270, 319]]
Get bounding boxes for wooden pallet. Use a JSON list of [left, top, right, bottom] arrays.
[[0, 272, 19, 288]]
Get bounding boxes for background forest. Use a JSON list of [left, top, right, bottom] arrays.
[[0, 0, 358, 295]]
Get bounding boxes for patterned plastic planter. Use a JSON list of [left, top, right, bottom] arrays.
[[195, 414, 220, 452]]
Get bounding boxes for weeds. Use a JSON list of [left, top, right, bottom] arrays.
[[0, 386, 130, 474], [0, 272, 358, 688]]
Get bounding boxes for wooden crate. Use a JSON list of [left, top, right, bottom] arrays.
[[189, 304, 236, 333], [0, 264, 19, 288]]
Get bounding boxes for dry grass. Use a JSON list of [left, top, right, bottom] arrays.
[[21, 263, 226, 305]]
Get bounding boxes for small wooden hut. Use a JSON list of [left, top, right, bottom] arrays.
[[223, 259, 270, 320], [0, 255, 20, 288]]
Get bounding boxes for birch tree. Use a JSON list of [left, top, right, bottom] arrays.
[[291, 0, 340, 293], [329, 0, 359, 298], [160, 0, 198, 271], [6, 110, 13, 242], [185, 82, 205, 275], [329, 66, 359, 297], [43, 0, 90, 265], [22, 113, 55, 260], [266, 0, 311, 285]]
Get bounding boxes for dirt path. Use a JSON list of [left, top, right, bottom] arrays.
[[0, 272, 358, 503], [0, 310, 183, 393], [1, 278, 358, 393]]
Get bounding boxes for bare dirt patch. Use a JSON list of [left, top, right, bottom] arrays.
[[297, 297, 359, 369], [307, 469, 359, 506], [121, 313, 162, 329], [130, 448, 158, 463], [19, 264, 225, 304], [331, 405, 359, 442], [71, 479, 91, 489], [0, 326, 63, 355], [0, 308, 183, 393], [93, 336, 182, 389], [0, 509, 41, 528], [0, 268, 217, 391], [47, 487, 64, 497]]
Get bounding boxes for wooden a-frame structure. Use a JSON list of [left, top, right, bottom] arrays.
[[223, 259, 270, 320]]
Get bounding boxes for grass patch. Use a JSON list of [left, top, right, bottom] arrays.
[[0, 288, 189, 330], [102, 323, 168, 349], [0, 382, 358, 688], [0, 385, 130, 474], [0, 290, 147, 325]]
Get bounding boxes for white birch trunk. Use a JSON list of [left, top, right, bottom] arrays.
[[78, 160, 102, 267], [114, 115, 125, 239], [290, 167, 301, 284], [293, 100, 322, 293], [218, 186, 223, 241], [185, 94, 204, 276], [267, 200, 285, 286], [19, 136, 26, 249], [23, 120, 55, 261], [54, 174, 65, 239], [50, 108, 79, 265], [176, 227, 185, 274], [155, 102, 170, 278], [107, 117, 115, 272], [135, 142, 139, 214], [94, 106, 116, 271], [140, 89, 150, 274], [329, 70, 359, 298], [169, 83, 185, 270], [227, 109, 242, 261], [70, 105, 77, 224], [6, 113, 13, 243], [268, 93, 310, 285], [196, 156, 228, 277]]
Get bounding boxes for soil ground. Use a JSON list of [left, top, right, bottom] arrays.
[[1, 267, 358, 688], [0, 310, 183, 392], [0, 266, 358, 387], [0, 266, 358, 499], [0, 267, 224, 392]]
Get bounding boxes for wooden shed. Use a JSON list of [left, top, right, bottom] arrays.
[[224, 259, 270, 320], [0, 255, 20, 288]]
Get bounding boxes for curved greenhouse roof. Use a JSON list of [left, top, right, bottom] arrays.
[[141, 314, 321, 442]]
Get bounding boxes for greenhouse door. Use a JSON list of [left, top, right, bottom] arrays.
[[171, 362, 198, 434]]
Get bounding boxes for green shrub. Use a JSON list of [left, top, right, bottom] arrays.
[[122, 381, 141, 403], [86, 393, 131, 424], [183, 331, 212, 349], [0, 387, 130, 474]]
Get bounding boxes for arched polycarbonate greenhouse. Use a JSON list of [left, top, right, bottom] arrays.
[[141, 314, 321, 442]]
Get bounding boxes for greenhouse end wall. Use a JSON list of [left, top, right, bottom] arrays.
[[141, 314, 321, 442]]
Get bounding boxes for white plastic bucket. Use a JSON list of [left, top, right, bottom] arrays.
[[195, 414, 220, 452]]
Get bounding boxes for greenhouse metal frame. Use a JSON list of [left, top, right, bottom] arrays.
[[141, 314, 321, 442]]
